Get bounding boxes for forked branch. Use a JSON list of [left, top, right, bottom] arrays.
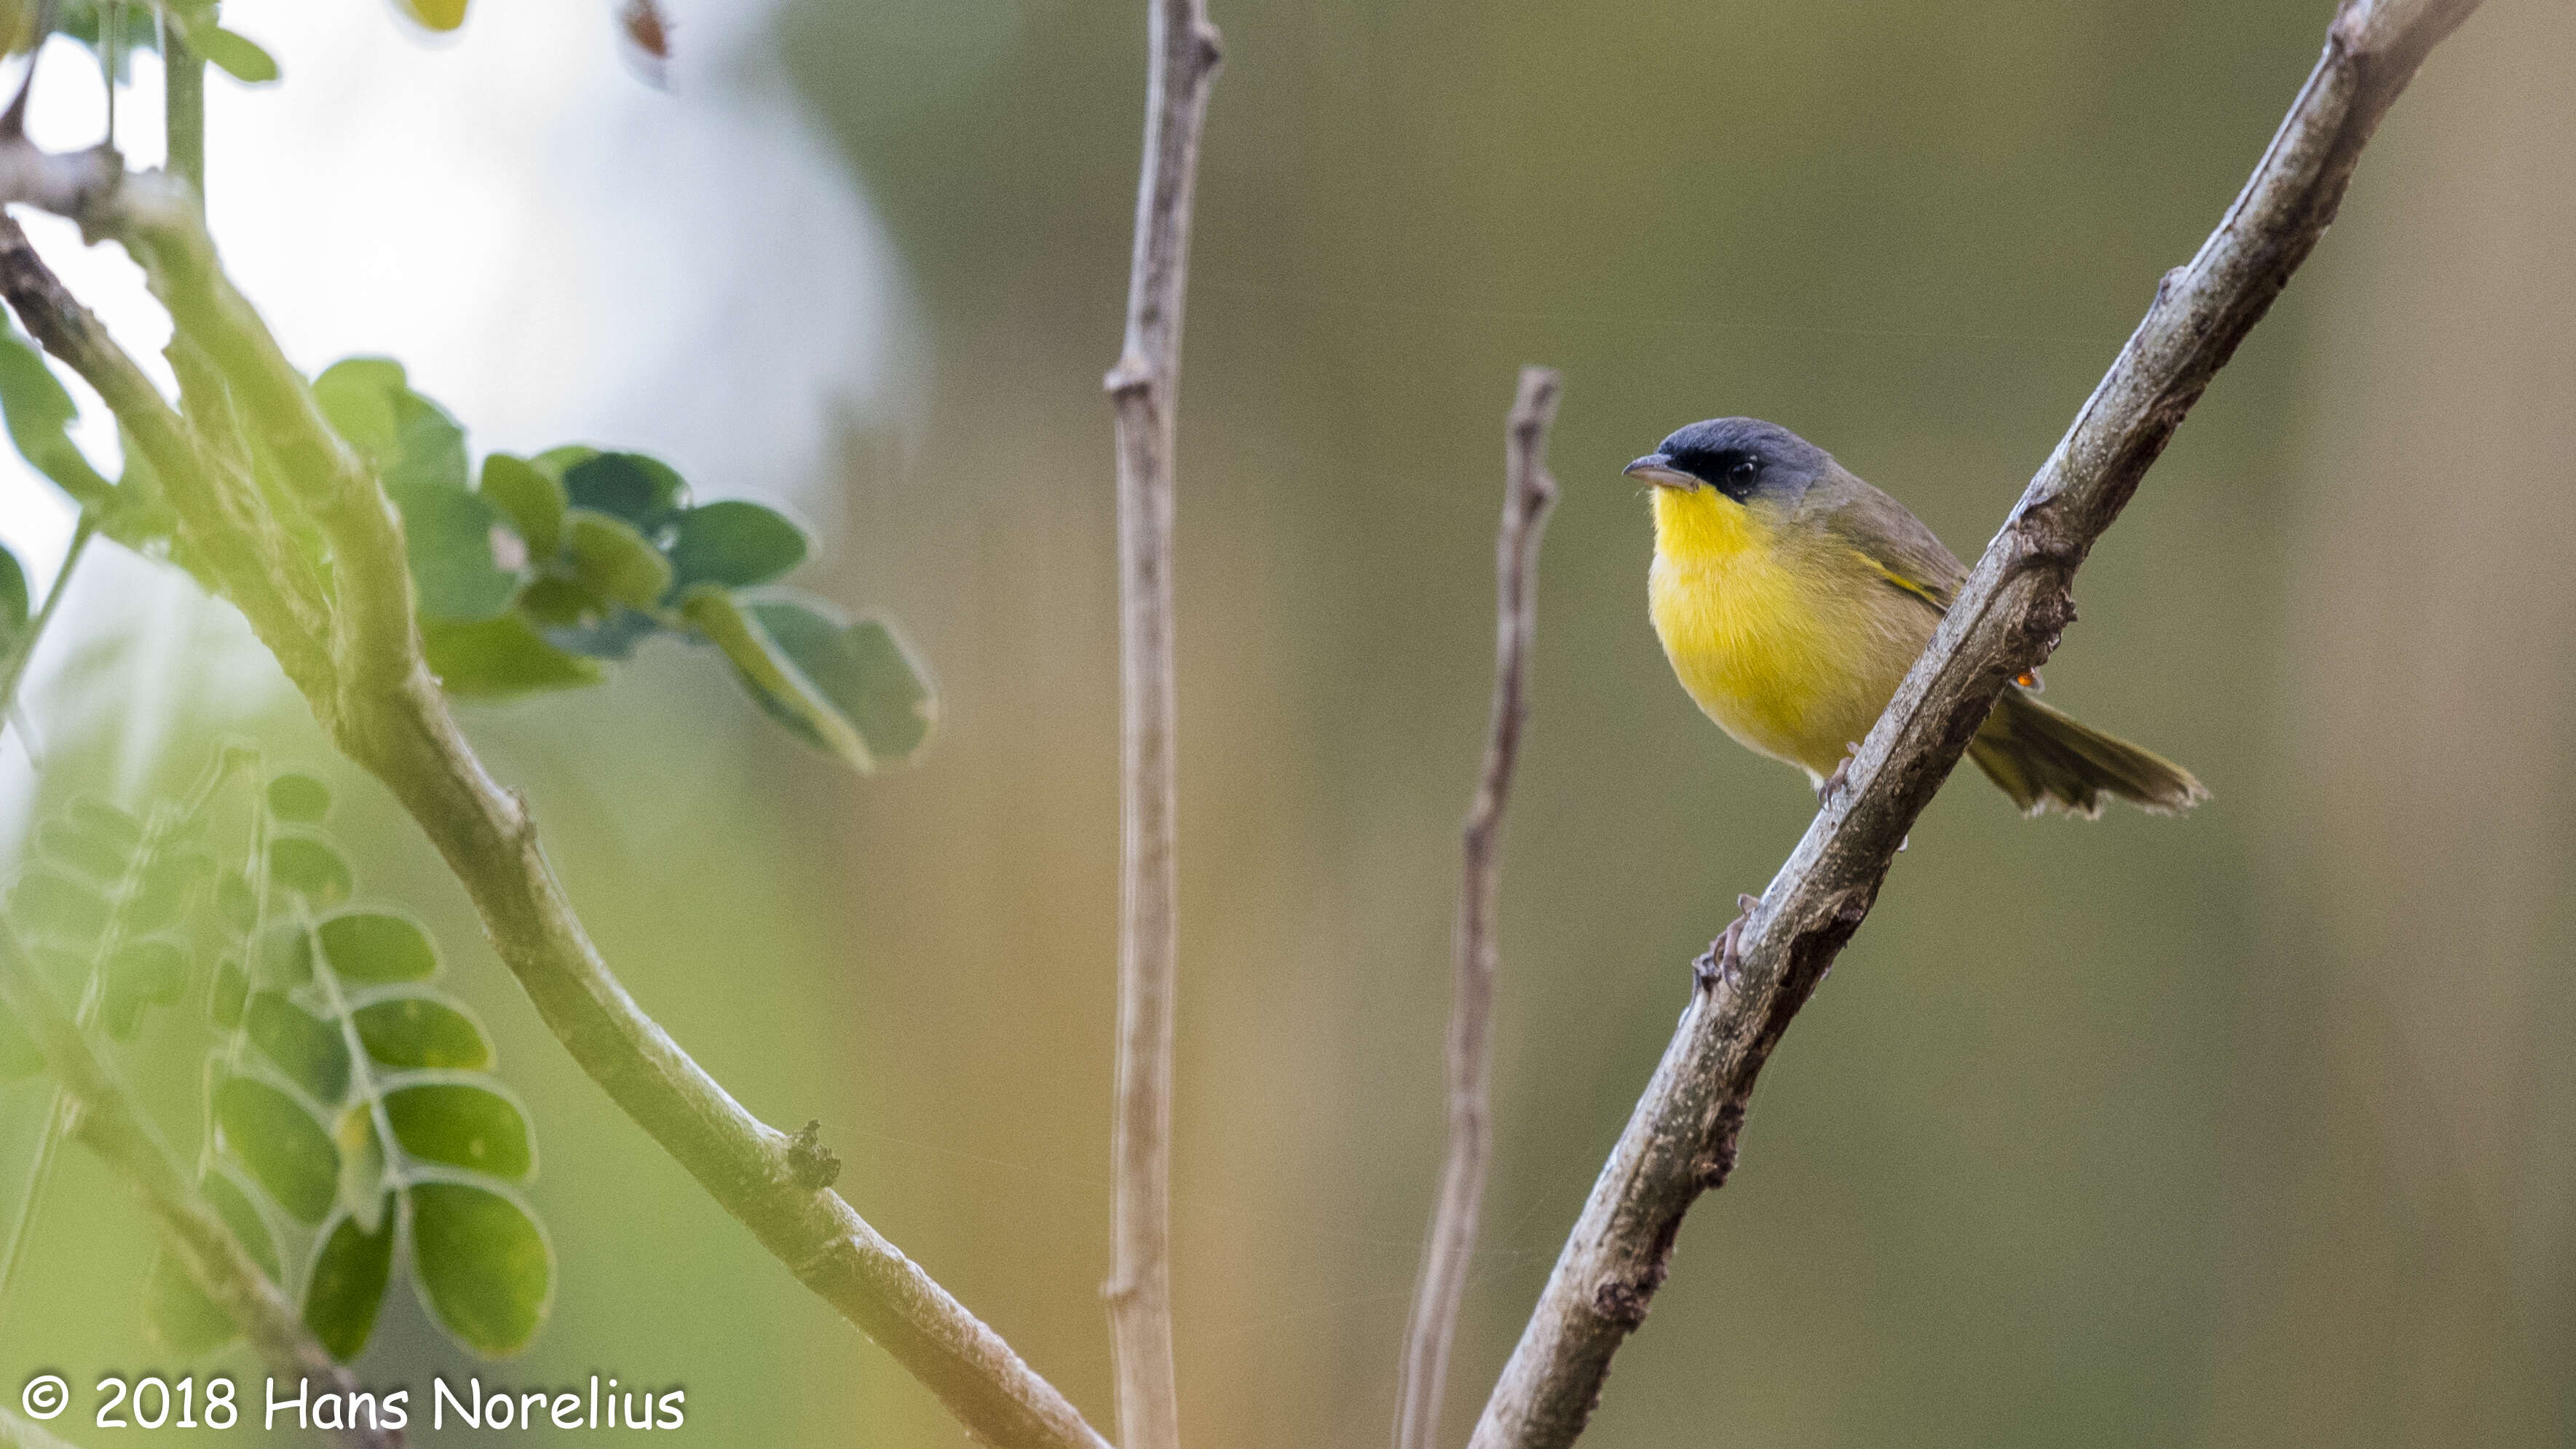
[[1394, 367, 1561, 1449], [1102, 1, 1222, 1447], [1469, 1, 2485, 1444]]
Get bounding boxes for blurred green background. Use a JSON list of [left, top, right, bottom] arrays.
[[4, 0, 2572, 1443]]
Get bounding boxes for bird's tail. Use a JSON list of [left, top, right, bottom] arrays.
[[1967, 685, 2205, 818]]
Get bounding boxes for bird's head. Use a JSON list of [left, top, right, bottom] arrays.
[[1623, 417, 1832, 510]]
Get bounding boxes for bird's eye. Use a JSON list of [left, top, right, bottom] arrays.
[[1729, 458, 1759, 485]]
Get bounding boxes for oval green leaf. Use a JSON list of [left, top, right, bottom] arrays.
[[311, 358, 406, 462], [384, 1081, 534, 1180], [395, 0, 472, 33], [302, 1199, 397, 1361], [679, 586, 872, 771], [562, 452, 686, 530], [479, 454, 566, 559], [266, 773, 332, 824], [354, 994, 491, 1072], [210, 957, 248, 1030], [0, 328, 111, 505], [563, 508, 672, 611], [245, 990, 351, 1106], [424, 614, 603, 700], [268, 831, 353, 906], [335, 1108, 388, 1232], [11, 864, 109, 942], [315, 909, 440, 984], [665, 501, 807, 589], [750, 597, 938, 765], [197, 25, 280, 84], [410, 1180, 553, 1357], [214, 1075, 339, 1223], [36, 816, 129, 883]]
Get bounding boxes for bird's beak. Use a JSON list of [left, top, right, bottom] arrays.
[[1623, 453, 1697, 490]]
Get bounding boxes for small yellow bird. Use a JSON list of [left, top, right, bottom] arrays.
[[1624, 418, 2203, 816]]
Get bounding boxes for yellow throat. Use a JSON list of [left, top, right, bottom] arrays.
[[1647, 485, 1893, 781]]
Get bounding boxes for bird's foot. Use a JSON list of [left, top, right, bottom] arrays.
[[1691, 894, 1762, 992], [1815, 742, 1863, 807]]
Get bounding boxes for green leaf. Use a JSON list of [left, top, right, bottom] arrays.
[[145, 1170, 281, 1357], [252, 920, 312, 990], [11, 864, 110, 943], [563, 452, 687, 532], [315, 909, 439, 984], [266, 773, 332, 824], [751, 597, 938, 766], [216, 871, 258, 931], [0, 328, 111, 505], [197, 26, 280, 84], [123, 848, 213, 933], [268, 831, 353, 906], [390, 473, 516, 623], [0, 543, 25, 638], [395, 0, 473, 33], [529, 444, 600, 481], [665, 501, 807, 590], [210, 957, 248, 1030], [36, 816, 130, 884], [479, 454, 566, 559], [301, 1199, 397, 1360], [679, 586, 873, 771], [354, 994, 491, 1072], [384, 1081, 534, 1180], [312, 358, 407, 462], [103, 937, 188, 1041], [424, 614, 602, 699], [245, 990, 351, 1105], [563, 509, 672, 611], [409, 1181, 553, 1356], [320, 361, 515, 623], [335, 1108, 388, 1233], [214, 1075, 339, 1223], [68, 797, 143, 849]]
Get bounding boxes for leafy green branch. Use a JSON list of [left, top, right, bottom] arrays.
[[0, 86, 1099, 1449], [0, 918, 395, 1449]]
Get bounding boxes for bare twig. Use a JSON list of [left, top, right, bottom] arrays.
[[1467, 2, 2484, 1445], [0, 178, 1113, 1449], [0, 923, 400, 1449], [1395, 367, 1561, 1449], [1102, 0, 1221, 1446]]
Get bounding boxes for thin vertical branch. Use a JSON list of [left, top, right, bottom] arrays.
[[1394, 368, 1561, 1449], [164, 17, 205, 200], [1102, 0, 1221, 1444], [1468, 2, 2483, 1445]]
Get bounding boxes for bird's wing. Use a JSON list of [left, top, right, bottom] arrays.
[[1810, 472, 1967, 612]]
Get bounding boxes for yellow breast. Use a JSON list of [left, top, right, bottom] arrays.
[[1648, 487, 1911, 780]]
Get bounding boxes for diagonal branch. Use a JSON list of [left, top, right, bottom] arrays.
[[1468, 1, 2485, 1444], [1394, 367, 1560, 1449], [0, 177, 1113, 1449], [1101, 1, 1221, 1448], [0, 923, 399, 1449]]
